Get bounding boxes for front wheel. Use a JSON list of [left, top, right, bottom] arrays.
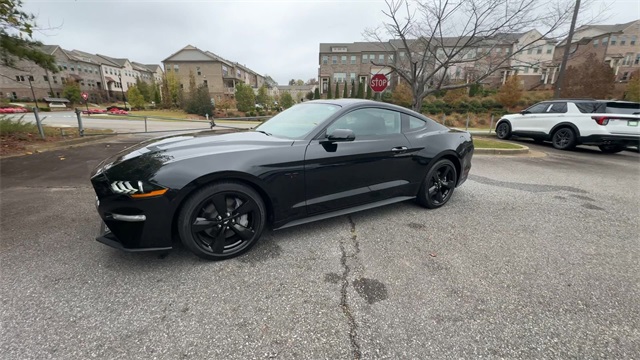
[[551, 127, 577, 150], [496, 122, 511, 140], [178, 182, 266, 260], [417, 159, 458, 209], [598, 144, 626, 153]]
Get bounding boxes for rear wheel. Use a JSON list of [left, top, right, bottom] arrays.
[[417, 159, 458, 209], [551, 127, 576, 150], [598, 144, 626, 154], [178, 182, 266, 260], [496, 122, 511, 140]]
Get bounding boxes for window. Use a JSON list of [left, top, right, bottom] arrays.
[[631, 36, 637, 46], [527, 47, 533, 54], [523, 67, 530, 74], [11, 92, 17, 100], [593, 39, 599, 47], [533, 67, 539, 73], [496, 48, 502, 54], [408, 115, 427, 130], [70, 66, 75, 71], [333, 72, 346, 82], [536, 47, 542, 54], [388, 54, 394, 62], [53, 76, 58, 84], [197, 67, 201, 76], [43, 75, 48, 81], [620, 36, 627, 45], [180, 83, 184, 89], [546, 46, 553, 54], [350, 55, 356, 64], [378, 54, 385, 62], [602, 37, 609, 46], [203, 80, 208, 87], [222, 65, 228, 76], [635, 54, 640, 65], [322, 55, 328, 64], [362, 54, 368, 63], [341, 55, 347, 65], [326, 108, 402, 137], [173, 64, 179, 73], [255, 103, 340, 139], [28, 75, 34, 81], [350, 73, 356, 82], [525, 102, 550, 113], [63, 64, 67, 70], [399, 51, 405, 59], [332, 56, 337, 64], [621, 72, 630, 81], [548, 103, 567, 113], [15, 76, 22, 82]]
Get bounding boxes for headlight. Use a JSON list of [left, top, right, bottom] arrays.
[[110, 181, 167, 198]]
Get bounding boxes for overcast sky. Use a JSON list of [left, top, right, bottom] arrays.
[[24, 0, 639, 85]]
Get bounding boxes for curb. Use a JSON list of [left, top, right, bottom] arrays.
[[474, 145, 529, 155], [0, 135, 114, 159]]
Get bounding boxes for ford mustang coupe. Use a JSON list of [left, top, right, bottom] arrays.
[[91, 99, 473, 260]]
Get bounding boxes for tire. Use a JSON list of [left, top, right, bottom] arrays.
[[417, 159, 458, 209], [551, 127, 577, 150], [598, 144, 626, 154], [496, 122, 511, 140], [178, 181, 266, 260]]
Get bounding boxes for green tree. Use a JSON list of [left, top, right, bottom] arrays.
[[153, 83, 161, 105], [62, 79, 81, 105], [314, 88, 320, 99], [357, 80, 364, 99], [327, 79, 333, 99], [135, 77, 151, 102], [160, 74, 171, 108], [0, 0, 58, 73], [188, 69, 197, 98], [496, 76, 522, 111], [235, 82, 255, 112], [624, 70, 640, 102], [184, 84, 214, 116], [343, 81, 348, 98], [256, 85, 270, 107], [288, 79, 296, 86], [296, 79, 304, 86], [334, 81, 340, 98], [305, 91, 314, 100], [280, 91, 294, 109], [127, 85, 146, 110], [366, 84, 372, 99], [162, 71, 183, 108]]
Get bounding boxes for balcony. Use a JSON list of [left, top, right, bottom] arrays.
[[224, 87, 235, 95]]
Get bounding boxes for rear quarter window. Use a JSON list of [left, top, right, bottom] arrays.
[[575, 102, 606, 113], [604, 102, 640, 115]]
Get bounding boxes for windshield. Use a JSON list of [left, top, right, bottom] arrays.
[[255, 103, 341, 139]]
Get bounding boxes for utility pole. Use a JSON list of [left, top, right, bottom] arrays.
[[554, 0, 581, 98]]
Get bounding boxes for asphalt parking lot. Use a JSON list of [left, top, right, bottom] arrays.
[[1, 137, 639, 359]]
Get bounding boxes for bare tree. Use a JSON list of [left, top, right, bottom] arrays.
[[364, 0, 594, 111]]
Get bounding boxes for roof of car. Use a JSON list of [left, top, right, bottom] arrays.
[[302, 99, 422, 113]]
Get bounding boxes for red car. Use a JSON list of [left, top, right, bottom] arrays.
[[82, 109, 107, 115], [0, 107, 29, 114]]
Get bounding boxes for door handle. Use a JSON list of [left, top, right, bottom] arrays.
[[391, 146, 408, 152]]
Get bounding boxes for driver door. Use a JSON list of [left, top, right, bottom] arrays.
[[303, 107, 413, 215]]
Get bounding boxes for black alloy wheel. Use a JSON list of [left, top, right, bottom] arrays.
[[598, 144, 626, 154], [178, 182, 266, 260], [417, 159, 458, 209], [496, 122, 511, 140], [552, 128, 576, 150]]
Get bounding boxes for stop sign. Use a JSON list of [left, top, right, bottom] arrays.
[[370, 74, 388, 92], [81, 92, 88, 101]]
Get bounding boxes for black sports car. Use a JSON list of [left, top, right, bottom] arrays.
[[91, 99, 473, 260]]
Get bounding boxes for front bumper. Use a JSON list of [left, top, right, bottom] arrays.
[[92, 174, 175, 251]]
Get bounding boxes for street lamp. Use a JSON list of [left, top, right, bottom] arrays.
[[118, 74, 127, 109]]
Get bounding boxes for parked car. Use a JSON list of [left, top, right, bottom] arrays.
[[91, 99, 474, 260], [495, 100, 640, 153], [0, 107, 29, 114], [82, 109, 107, 115]]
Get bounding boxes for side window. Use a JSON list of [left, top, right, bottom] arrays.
[[575, 102, 606, 113], [548, 103, 567, 113], [525, 102, 550, 113], [408, 115, 427, 130], [326, 108, 401, 137]]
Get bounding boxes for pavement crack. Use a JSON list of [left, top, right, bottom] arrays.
[[339, 215, 362, 360]]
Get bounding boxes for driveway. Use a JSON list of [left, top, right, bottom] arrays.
[[1, 136, 638, 358]]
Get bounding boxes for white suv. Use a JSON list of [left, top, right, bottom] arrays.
[[495, 100, 640, 153]]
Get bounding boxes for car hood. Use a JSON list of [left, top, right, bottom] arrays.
[[92, 129, 294, 177]]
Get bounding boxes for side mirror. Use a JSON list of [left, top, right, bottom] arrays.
[[325, 129, 355, 142], [520, 110, 530, 115]]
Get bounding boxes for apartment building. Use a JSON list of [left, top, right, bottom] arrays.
[[162, 45, 264, 104], [551, 20, 640, 83], [318, 31, 558, 95], [0, 45, 163, 103]]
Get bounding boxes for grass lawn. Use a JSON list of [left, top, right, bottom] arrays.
[[473, 138, 522, 149]]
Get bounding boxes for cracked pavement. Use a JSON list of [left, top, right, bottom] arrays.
[[1, 138, 639, 359]]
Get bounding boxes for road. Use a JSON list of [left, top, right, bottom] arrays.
[[1, 137, 639, 359], [5, 111, 256, 133]]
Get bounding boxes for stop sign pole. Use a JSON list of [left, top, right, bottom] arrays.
[[370, 73, 388, 93]]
